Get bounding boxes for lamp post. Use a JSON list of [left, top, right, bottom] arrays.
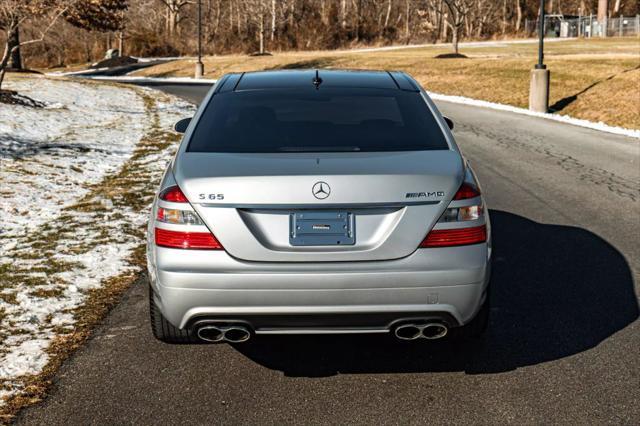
[[194, 0, 204, 78], [529, 0, 550, 113]]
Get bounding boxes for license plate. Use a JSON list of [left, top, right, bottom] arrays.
[[289, 211, 355, 246]]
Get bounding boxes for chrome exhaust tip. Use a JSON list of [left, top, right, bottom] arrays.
[[394, 322, 448, 341], [196, 324, 251, 343], [394, 324, 422, 340], [421, 323, 448, 340], [197, 325, 225, 343], [223, 326, 251, 343]]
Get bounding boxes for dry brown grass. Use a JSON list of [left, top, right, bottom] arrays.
[[134, 37, 640, 129]]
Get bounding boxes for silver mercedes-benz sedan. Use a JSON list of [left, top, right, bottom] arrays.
[[147, 70, 491, 344]]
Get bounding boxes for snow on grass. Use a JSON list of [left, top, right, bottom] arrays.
[[78, 75, 217, 85], [0, 76, 147, 240], [0, 75, 195, 410]]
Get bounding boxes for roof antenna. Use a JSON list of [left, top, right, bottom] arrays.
[[312, 69, 323, 89]]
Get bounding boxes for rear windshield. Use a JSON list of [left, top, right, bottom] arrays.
[[187, 89, 449, 153]]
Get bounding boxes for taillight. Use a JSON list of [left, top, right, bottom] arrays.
[[453, 182, 480, 200], [420, 170, 486, 248], [155, 184, 222, 249], [420, 225, 487, 248], [159, 185, 189, 203], [155, 228, 223, 250]]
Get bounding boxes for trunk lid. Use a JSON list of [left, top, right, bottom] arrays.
[[174, 150, 463, 262]]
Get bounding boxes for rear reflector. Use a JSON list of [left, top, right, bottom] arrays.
[[453, 182, 480, 200], [155, 228, 223, 250], [420, 225, 487, 248]]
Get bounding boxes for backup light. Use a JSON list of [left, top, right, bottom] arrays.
[[157, 207, 204, 225], [438, 205, 483, 223]]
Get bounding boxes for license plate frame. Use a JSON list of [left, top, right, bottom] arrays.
[[289, 211, 355, 246]]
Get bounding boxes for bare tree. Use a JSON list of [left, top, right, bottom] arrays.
[[384, 0, 393, 28], [341, 0, 348, 29], [515, 0, 522, 32], [244, 0, 288, 54], [0, 0, 71, 90], [157, 0, 191, 36], [441, 0, 471, 54]]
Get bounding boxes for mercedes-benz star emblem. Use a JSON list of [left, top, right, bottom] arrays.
[[312, 181, 330, 200]]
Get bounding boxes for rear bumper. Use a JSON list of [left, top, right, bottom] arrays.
[[148, 244, 491, 331]]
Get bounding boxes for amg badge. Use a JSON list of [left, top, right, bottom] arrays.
[[406, 191, 445, 198]]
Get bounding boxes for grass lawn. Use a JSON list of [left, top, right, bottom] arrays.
[[133, 37, 640, 130]]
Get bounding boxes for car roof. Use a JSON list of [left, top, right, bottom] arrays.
[[215, 69, 420, 93]]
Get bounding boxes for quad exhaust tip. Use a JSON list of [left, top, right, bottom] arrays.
[[196, 324, 251, 343], [394, 322, 448, 340]]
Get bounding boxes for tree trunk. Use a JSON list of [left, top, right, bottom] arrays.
[[355, 0, 362, 41], [167, 9, 178, 36], [0, 27, 16, 90], [259, 14, 265, 54], [8, 26, 22, 70], [442, 11, 448, 40], [384, 0, 392, 28], [341, 0, 347, 29], [501, 0, 507, 35], [515, 0, 522, 32], [118, 32, 124, 57], [404, 0, 410, 39], [211, 0, 221, 53], [271, 0, 276, 42], [452, 26, 459, 54], [597, 0, 608, 35]]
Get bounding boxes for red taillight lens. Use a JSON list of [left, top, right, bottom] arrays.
[[159, 185, 189, 203], [420, 225, 487, 248], [155, 228, 223, 250], [453, 182, 480, 200]]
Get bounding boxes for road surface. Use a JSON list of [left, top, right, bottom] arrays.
[[18, 85, 639, 424]]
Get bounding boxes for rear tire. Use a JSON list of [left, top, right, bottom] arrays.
[[455, 290, 490, 340], [149, 286, 199, 344]]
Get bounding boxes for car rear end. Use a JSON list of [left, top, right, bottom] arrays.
[[147, 70, 491, 343]]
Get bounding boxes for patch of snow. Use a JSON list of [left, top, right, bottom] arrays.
[[428, 92, 640, 139], [46, 67, 111, 76], [0, 75, 195, 407], [81, 75, 217, 85], [0, 75, 147, 239], [0, 340, 49, 380], [133, 56, 193, 63]]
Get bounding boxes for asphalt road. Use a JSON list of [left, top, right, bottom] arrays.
[[18, 85, 639, 425]]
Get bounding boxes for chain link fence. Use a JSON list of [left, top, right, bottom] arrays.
[[525, 15, 640, 38]]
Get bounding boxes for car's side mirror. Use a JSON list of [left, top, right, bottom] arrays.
[[443, 116, 454, 130], [174, 117, 192, 134]]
